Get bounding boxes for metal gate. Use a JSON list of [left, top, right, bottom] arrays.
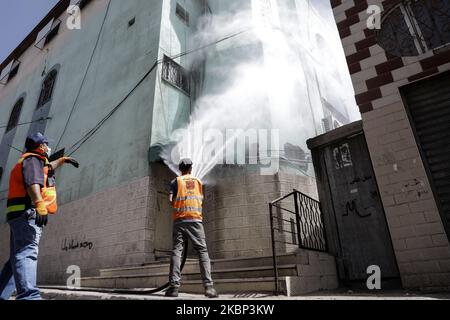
[[401, 71, 450, 241], [308, 122, 400, 283], [269, 190, 328, 294]]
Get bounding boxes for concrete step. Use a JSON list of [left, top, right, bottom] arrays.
[[83, 264, 296, 290], [182, 278, 281, 294], [99, 259, 194, 277], [80, 277, 282, 295], [99, 253, 302, 277], [79, 251, 339, 296]]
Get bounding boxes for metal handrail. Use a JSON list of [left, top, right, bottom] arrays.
[[269, 190, 328, 295]]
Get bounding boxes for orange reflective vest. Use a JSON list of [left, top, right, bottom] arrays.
[[7, 153, 58, 215], [172, 175, 204, 222]]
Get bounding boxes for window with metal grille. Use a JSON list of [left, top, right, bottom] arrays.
[[6, 98, 24, 133], [378, 0, 450, 56], [37, 70, 58, 109], [176, 3, 190, 26], [162, 55, 190, 94]]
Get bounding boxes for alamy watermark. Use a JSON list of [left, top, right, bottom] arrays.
[[67, 4, 384, 33], [367, 5, 382, 30], [367, 265, 382, 290], [66, 5, 82, 30], [170, 127, 280, 176], [66, 265, 81, 289]]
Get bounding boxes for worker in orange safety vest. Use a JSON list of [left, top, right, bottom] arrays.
[[165, 158, 218, 298], [0, 132, 79, 300]]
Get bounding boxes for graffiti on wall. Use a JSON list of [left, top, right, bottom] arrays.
[[334, 143, 353, 170], [61, 238, 94, 252], [343, 200, 373, 218]]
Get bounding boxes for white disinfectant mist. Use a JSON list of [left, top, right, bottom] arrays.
[[162, 0, 359, 181]]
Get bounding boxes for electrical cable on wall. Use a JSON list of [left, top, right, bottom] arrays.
[[54, 0, 112, 151], [65, 60, 159, 156], [0, 117, 52, 130], [2, 18, 251, 297], [3, 29, 250, 159], [65, 29, 251, 157]]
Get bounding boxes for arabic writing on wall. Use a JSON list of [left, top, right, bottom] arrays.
[[61, 238, 94, 252]]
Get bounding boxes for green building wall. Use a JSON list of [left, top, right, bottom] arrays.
[[0, 0, 191, 221]]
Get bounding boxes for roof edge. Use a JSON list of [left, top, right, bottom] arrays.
[[307, 120, 364, 150], [0, 0, 70, 71]]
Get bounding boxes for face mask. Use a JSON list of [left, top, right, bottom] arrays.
[[45, 147, 52, 158]]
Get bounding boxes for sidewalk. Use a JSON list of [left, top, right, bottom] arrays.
[[38, 288, 450, 300]]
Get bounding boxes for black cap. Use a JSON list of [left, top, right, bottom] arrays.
[[179, 158, 193, 166], [179, 158, 193, 172], [25, 132, 53, 150]]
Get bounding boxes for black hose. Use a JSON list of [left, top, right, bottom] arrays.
[[106, 241, 189, 295], [44, 241, 189, 296]]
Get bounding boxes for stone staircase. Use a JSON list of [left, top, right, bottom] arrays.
[[80, 249, 339, 296]]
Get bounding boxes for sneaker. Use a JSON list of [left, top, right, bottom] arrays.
[[165, 287, 179, 298], [205, 286, 219, 298]]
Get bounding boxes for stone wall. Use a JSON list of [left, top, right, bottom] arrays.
[[203, 170, 319, 260], [38, 176, 154, 285], [1, 165, 321, 286], [284, 249, 339, 296]]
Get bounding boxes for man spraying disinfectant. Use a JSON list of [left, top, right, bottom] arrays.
[[166, 158, 219, 298], [0, 133, 79, 300]]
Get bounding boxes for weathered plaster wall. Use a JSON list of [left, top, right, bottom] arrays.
[[0, 0, 164, 222]]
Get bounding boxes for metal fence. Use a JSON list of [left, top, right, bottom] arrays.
[[269, 189, 327, 294]]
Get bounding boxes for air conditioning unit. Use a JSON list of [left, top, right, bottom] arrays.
[[322, 116, 343, 133]]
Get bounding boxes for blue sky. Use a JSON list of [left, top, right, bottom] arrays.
[[0, 0, 59, 63], [0, 0, 335, 64]]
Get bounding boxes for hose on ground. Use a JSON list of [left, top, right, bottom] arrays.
[[43, 242, 189, 296]]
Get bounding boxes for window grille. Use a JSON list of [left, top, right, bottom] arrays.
[[37, 70, 58, 109], [162, 55, 190, 94], [378, 0, 450, 56], [6, 98, 24, 133]]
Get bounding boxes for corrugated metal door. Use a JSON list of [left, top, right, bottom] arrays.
[[402, 71, 450, 240]]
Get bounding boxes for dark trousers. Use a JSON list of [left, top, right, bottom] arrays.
[[169, 222, 213, 288]]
